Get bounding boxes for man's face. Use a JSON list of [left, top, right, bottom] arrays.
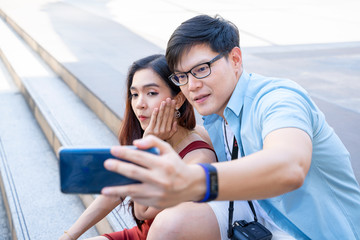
[[175, 44, 241, 117]]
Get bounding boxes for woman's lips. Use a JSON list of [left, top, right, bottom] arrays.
[[138, 115, 148, 122]]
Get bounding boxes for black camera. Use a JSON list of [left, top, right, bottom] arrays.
[[231, 220, 273, 240]]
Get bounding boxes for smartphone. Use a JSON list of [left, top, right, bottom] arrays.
[[59, 146, 159, 194]]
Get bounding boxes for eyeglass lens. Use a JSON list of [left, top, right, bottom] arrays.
[[173, 63, 210, 84]]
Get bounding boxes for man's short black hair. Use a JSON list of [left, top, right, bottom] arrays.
[[166, 14, 240, 71]]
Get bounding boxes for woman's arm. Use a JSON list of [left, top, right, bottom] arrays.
[[182, 148, 217, 164], [59, 195, 122, 240]]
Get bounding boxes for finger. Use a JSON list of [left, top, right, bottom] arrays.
[[133, 135, 174, 155], [162, 99, 175, 133], [169, 121, 178, 136], [148, 107, 158, 130], [101, 184, 140, 200], [154, 101, 165, 133], [102, 184, 158, 207], [110, 144, 162, 168], [104, 158, 152, 182], [144, 108, 158, 137]]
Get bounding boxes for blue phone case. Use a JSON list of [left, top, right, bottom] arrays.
[[59, 146, 159, 194]]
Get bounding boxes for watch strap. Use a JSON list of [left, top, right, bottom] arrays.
[[196, 163, 218, 202]]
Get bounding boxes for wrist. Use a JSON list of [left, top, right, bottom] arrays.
[[184, 164, 207, 202], [195, 163, 218, 202]]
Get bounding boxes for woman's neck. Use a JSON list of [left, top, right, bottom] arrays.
[[166, 126, 192, 152]]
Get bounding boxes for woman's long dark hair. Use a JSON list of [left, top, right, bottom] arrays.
[[118, 54, 196, 230]]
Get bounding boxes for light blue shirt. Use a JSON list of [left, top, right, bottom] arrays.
[[203, 71, 360, 239]]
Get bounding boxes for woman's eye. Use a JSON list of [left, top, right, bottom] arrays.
[[131, 93, 138, 98], [148, 91, 159, 96]]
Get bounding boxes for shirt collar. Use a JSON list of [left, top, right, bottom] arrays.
[[203, 70, 250, 124], [224, 70, 250, 118]]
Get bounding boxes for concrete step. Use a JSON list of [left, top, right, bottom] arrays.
[[0, 1, 168, 135], [0, 185, 11, 240], [0, 1, 206, 127], [0, 90, 99, 239], [0, 14, 135, 239], [0, 42, 15, 240]]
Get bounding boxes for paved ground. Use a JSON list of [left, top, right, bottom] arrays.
[[0, 0, 359, 184]]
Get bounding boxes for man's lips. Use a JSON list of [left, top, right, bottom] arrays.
[[193, 94, 210, 103]]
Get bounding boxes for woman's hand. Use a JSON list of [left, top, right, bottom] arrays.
[[143, 98, 178, 141], [101, 136, 206, 209]]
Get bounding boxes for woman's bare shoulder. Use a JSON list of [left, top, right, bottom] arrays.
[[194, 125, 213, 147]]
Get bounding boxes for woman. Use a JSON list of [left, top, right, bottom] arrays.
[[59, 54, 217, 240]]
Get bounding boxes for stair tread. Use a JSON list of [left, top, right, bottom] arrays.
[[0, 92, 99, 239], [0, 16, 135, 239]]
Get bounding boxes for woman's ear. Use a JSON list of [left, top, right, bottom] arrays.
[[174, 92, 186, 109]]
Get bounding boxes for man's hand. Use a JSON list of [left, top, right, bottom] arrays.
[[143, 98, 177, 141], [101, 136, 206, 208]]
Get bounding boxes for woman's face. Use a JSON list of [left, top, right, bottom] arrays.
[[130, 68, 173, 130]]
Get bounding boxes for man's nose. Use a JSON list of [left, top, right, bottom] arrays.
[[187, 74, 202, 91]]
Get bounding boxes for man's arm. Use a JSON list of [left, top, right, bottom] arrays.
[[216, 127, 312, 200], [101, 128, 311, 208]]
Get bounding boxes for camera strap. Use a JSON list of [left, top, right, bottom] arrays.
[[224, 120, 258, 238]]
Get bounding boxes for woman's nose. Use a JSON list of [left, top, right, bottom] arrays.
[[135, 96, 146, 109]]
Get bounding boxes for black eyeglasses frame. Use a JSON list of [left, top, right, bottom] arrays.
[[169, 53, 225, 86]]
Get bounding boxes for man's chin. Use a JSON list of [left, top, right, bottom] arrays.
[[194, 107, 213, 117]]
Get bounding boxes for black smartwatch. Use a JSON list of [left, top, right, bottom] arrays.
[[197, 163, 218, 202]]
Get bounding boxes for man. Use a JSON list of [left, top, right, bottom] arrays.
[[102, 15, 360, 239]]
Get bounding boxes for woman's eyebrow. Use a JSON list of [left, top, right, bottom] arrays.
[[130, 83, 160, 91]]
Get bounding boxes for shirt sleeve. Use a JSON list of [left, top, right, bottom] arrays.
[[254, 88, 317, 141]]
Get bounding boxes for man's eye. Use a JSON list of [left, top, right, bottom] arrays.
[[195, 65, 208, 73], [177, 74, 186, 79]]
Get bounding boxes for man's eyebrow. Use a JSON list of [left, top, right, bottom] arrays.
[[130, 83, 160, 90], [174, 59, 209, 72]]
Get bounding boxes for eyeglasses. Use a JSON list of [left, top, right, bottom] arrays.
[[169, 53, 225, 86]]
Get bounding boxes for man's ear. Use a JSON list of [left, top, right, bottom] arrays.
[[174, 92, 186, 109], [229, 47, 243, 75], [229, 47, 242, 68]]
